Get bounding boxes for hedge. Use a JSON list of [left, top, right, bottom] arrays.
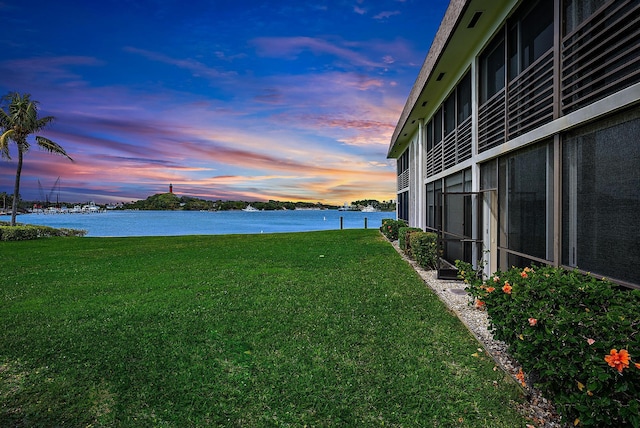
[[409, 232, 438, 270], [457, 261, 640, 428], [398, 227, 422, 252], [0, 225, 87, 241]]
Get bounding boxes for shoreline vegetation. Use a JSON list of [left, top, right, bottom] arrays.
[[2, 192, 396, 214], [1, 230, 528, 427]]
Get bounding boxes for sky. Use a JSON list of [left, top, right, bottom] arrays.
[[0, 0, 448, 205]]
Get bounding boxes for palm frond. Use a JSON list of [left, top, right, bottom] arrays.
[[35, 136, 73, 161], [0, 129, 12, 159]]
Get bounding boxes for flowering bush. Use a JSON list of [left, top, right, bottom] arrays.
[[379, 218, 407, 241], [457, 261, 640, 427]]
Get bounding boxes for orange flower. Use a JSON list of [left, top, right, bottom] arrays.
[[502, 282, 512, 294], [515, 368, 526, 387], [475, 299, 485, 308], [528, 318, 538, 326], [486, 286, 495, 293], [635, 362, 640, 370], [604, 349, 630, 373], [493, 276, 500, 283], [520, 270, 528, 278]]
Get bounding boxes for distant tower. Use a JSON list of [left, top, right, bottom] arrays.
[[169, 183, 173, 193]]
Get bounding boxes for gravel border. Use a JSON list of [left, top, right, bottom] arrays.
[[389, 240, 570, 428]]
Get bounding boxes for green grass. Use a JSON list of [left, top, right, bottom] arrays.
[[1, 230, 527, 427]]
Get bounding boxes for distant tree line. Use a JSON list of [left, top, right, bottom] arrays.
[[119, 193, 396, 212]]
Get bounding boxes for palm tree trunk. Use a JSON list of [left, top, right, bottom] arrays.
[[11, 149, 23, 226]]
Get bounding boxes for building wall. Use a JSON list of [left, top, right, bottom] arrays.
[[392, 0, 640, 288]]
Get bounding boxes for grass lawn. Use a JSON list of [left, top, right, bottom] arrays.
[[1, 230, 527, 427]]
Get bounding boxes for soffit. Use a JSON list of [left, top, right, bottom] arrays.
[[388, 0, 515, 159]]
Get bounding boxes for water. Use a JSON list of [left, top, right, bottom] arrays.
[[15, 210, 392, 237]]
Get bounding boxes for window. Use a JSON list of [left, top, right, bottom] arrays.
[[480, 31, 506, 103], [398, 191, 409, 222], [498, 142, 554, 268], [426, 180, 442, 232], [397, 150, 409, 174], [562, 110, 640, 285], [457, 72, 472, 124], [426, 120, 433, 152], [433, 107, 443, 144], [444, 92, 456, 136], [508, 0, 553, 80]]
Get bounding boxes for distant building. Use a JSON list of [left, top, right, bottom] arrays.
[[388, 0, 640, 288]]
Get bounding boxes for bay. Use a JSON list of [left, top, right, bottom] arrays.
[[15, 210, 392, 237]]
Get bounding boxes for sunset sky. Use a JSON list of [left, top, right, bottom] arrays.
[[0, 0, 448, 205]]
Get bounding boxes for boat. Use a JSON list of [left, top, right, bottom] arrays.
[[242, 205, 260, 212], [361, 205, 378, 212]]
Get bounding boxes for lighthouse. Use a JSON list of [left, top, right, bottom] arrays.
[[169, 183, 173, 193]]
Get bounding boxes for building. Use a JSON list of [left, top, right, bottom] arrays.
[[388, 0, 640, 288]]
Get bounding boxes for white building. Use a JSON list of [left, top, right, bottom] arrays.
[[388, 0, 640, 288]]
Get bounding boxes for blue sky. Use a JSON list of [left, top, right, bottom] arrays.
[[0, 0, 448, 204]]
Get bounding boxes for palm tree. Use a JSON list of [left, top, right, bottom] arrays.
[[0, 92, 73, 226]]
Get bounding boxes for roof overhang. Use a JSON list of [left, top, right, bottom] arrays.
[[387, 0, 515, 159]]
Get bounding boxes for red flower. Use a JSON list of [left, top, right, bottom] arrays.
[[528, 318, 537, 326], [604, 349, 630, 373]]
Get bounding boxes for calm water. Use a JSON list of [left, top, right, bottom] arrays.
[[16, 210, 392, 237]]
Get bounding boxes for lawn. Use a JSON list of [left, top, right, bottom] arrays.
[[1, 230, 527, 427]]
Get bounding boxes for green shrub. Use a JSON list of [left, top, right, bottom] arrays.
[[379, 219, 407, 241], [398, 227, 422, 252], [0, 225, 87, 241], [457, 261, 640, 428], [409, 232, 438, 270]]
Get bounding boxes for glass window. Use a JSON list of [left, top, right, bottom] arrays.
[[562, 112, 640, 284], [426, 120, 433, 152], [426, 180, 442, 232], [398, 191, 409, 221], [480, 31, 506, 103], [457, 72, 472, 124], [509, 0, 553, 80], [444, 92, 456, 136], [499, 142, 554, 266], [433, 107, 443, 144]]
